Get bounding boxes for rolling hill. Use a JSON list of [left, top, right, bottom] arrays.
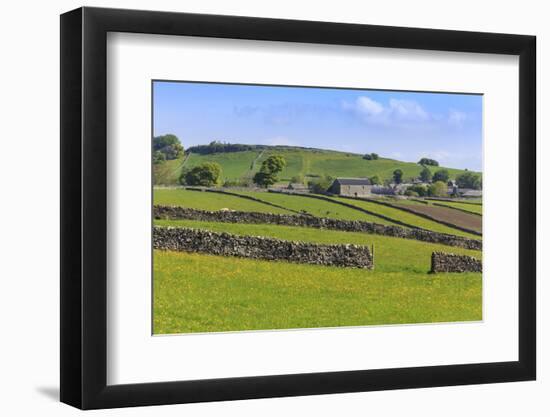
[[153, 145, 477, 185]]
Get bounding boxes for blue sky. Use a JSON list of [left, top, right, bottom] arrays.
[[153, 81, 483, 171]]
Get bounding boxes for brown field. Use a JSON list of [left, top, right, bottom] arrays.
[[391, 202, 482, 233]]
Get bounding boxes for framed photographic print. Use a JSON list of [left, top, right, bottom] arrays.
[[60, 6, 536, 409]]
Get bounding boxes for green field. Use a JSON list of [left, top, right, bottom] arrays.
[[152, 150, 482, 334], [154, 219, 482, 269], [154, 188, 294, 214], [154, 250, 481, 334], [233, 190, 400, 226], [155, 146, 476, 185], [153, 156, 187, 185]]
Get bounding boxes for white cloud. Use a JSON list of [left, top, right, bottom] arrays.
[[355, 96, 385, 116], [343, 95, 430, 125], [389, 99, 429, 121], [448, 109, 467, 127]]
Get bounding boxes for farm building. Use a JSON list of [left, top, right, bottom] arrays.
[[287, 182, 309, 192], [329, 178, 372, 197], [459, 188, 483, 198]]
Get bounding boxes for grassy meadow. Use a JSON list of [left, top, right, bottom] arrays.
[[154, 188, 294, 214], [233, 190, 400, 225], [154, 251, 481, 334], [154, 146, 476, 186], [153, 187, 483, 334]]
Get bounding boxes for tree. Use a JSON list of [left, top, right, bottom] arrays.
[[419, 166, 432, 183], [153, 134, 184, 160], [308, 175, 333, 194], [428, 181, 448, 197], [153, 150, 166, 165], [253, 171, 278, 188], [261, 155, 286, 174], [406, 184, 428, 197], [369, 175, 381, 185], [290, 174, 304, 184], [363, 152, 379, 160], [393, 169, 403, 185], [184, 162, 222, 186], [455, 172, 482, 190], [418, 157, 439, 166], [432, 169, 449, 183], [253, 155, 286, 187]]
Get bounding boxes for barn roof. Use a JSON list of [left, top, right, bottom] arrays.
[[334, 178, 371, 186]]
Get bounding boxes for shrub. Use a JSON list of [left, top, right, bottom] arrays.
[[369, 175, 381, 185], [290, 174, 304, 184], [404, 190, 419, 197], [428, 181, 448, 197], [406, 184, 428, 197], [184, 162, 222, 186]]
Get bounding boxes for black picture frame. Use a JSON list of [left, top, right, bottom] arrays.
[[60, 6, 536, 410]]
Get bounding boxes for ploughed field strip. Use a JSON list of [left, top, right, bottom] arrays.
[[326, 196, 480, 239], [378, 200, 482, 233], [429, 200, 483, 215]]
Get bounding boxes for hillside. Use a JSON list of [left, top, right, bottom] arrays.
[[153, 145, 477, 185]]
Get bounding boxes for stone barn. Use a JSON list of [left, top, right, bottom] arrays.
[[329, 178, 372, 197]]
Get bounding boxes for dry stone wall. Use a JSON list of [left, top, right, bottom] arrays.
[[154, 205, 482, 250], [153, 226, 374, 269], [430, 252, 482, 273]]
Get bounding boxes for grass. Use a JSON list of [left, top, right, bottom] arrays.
[[152, 187, 483, 334], [165, 147, 477, 185], [328, 196, 480, 239], [154, 250, 481, 334], [185, 150, 260, 181], [233, 190, 400, 226], [153, 188, 294, 214], [154, 219, 482, 271], [153, 157, 187, 185]]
